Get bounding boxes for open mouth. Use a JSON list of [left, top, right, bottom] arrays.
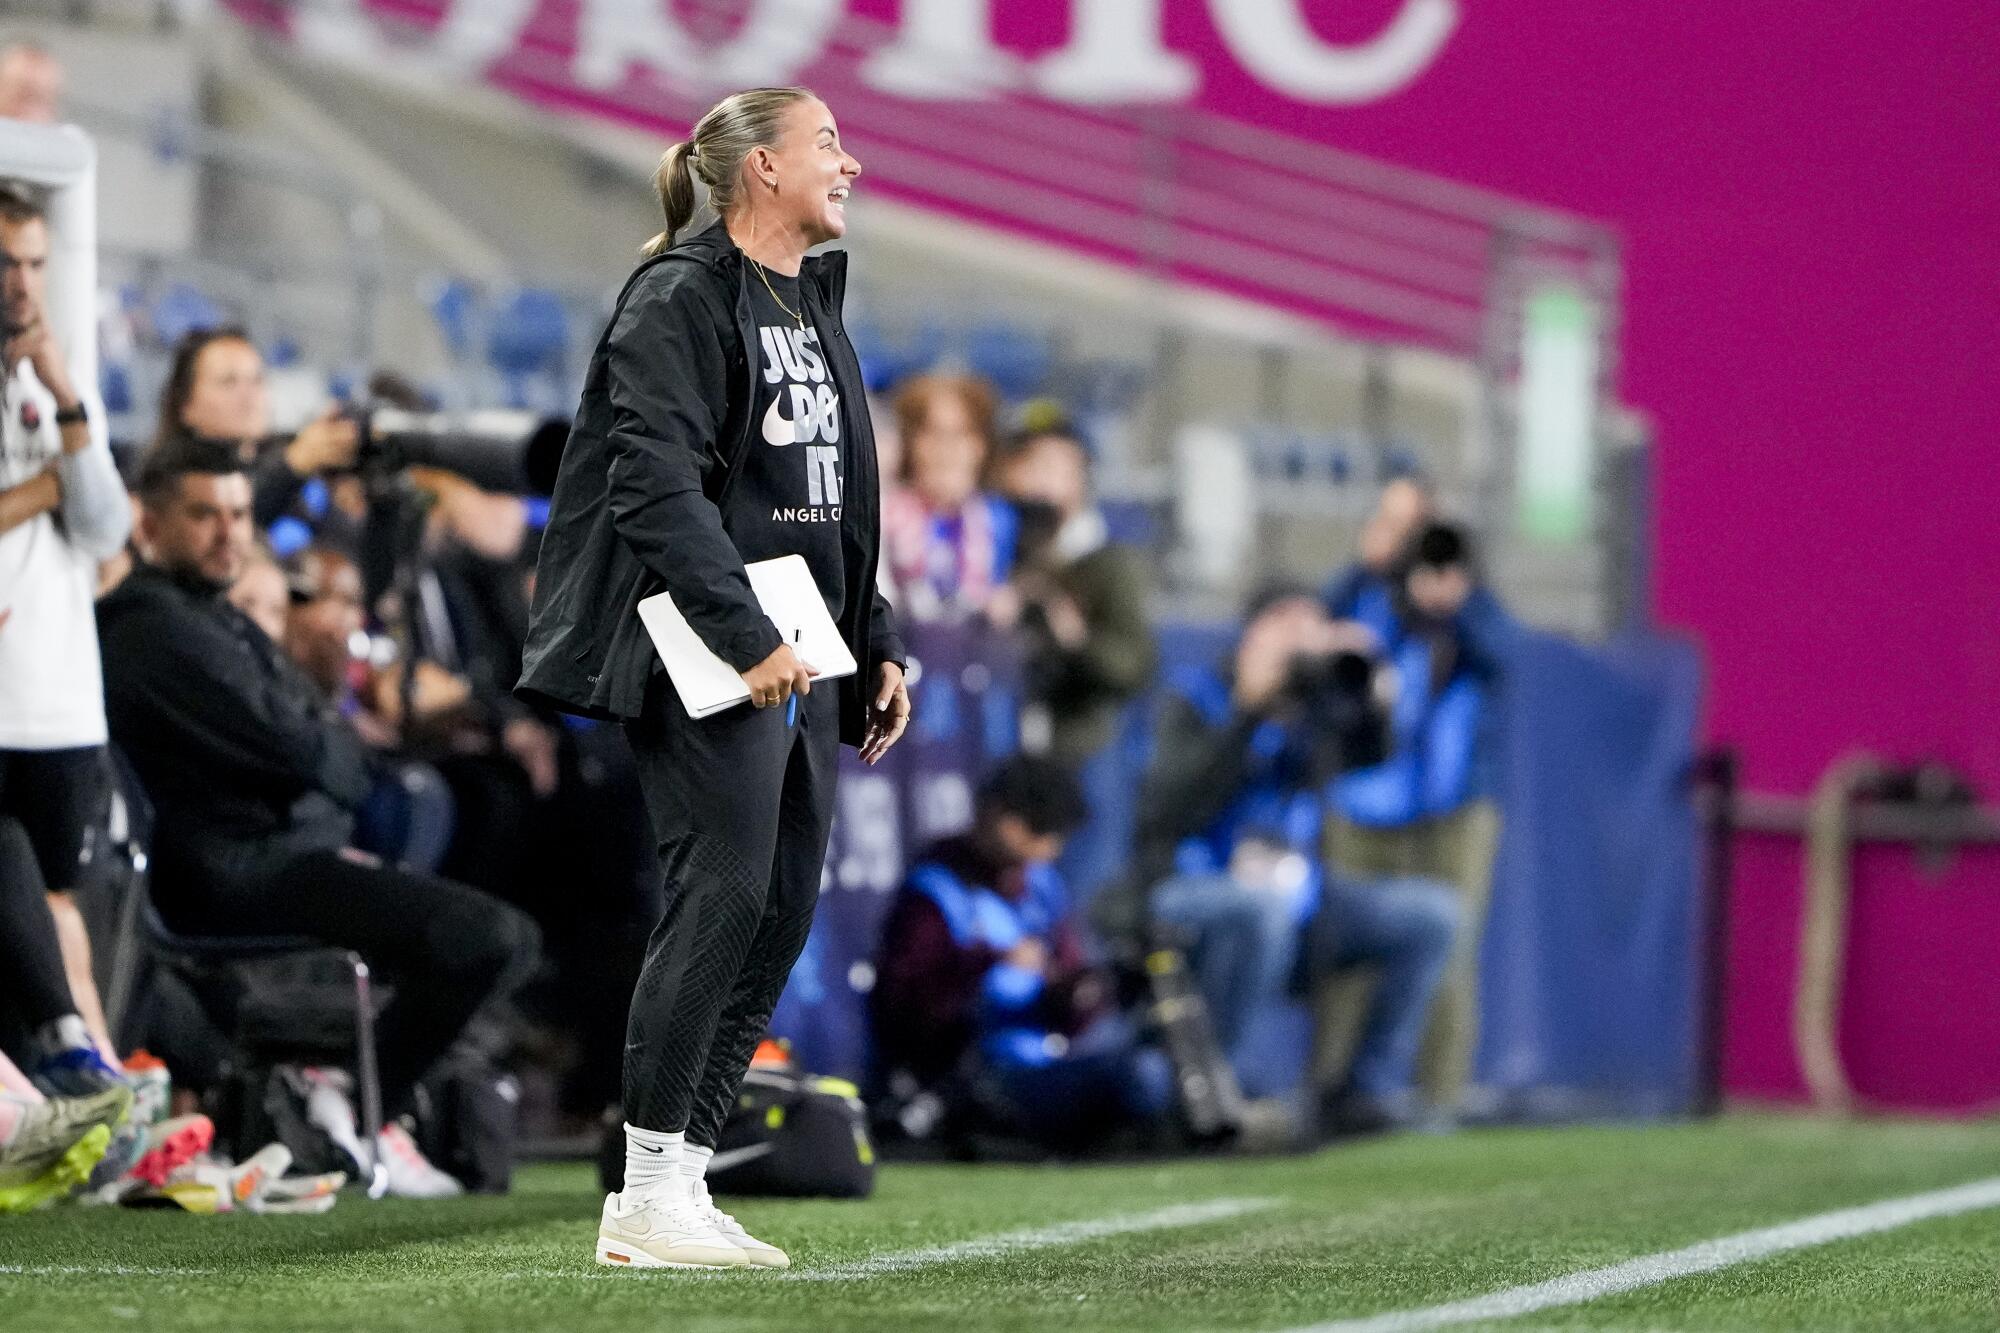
[[829, 185, 851, 208]]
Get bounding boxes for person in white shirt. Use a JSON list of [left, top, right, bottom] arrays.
[[0, 182, 131, 1077]]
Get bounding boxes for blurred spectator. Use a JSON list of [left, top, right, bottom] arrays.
[[151, 327, 365, 550], [276, 542, 456, 873], [1126, 583, 1460, 1130], [989, 416, 1156, 767], [225, 540, 288, 641], [0, 42, 62, 124], [97, 437, 539, 1195], [1324, 515, 1518, 1115], [0, 181, 131, 1079], [872, 756, 1171, 1150], [989, 413, 1157, 903], [1324, 474, 1433, 622], [881, 373, 1016, 623]]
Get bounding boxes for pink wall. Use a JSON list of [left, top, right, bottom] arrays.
[[1181, 3, 2000, 1107], [875, 0, 2000, 1107]]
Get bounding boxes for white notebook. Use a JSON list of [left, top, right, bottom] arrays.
[[636, 554, 858, 719]]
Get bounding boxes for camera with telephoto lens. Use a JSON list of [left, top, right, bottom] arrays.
[[1280, 646, 1391, 785], [352, 404, 570, 497]]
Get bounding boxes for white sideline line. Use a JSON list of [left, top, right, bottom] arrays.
[[1286, 1175, 2000, 1333], [0, 1264, 217, 1278], [788, 1195, 1279, 1281]]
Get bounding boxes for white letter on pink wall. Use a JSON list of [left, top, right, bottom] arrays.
[[863, 0, 1020, 99], [576, 0, 841, 90], [1035, 0, 1199, 103], [1208, 0, 1458, 103]]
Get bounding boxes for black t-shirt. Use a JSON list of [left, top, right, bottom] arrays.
[[736, 263, 848, 622]]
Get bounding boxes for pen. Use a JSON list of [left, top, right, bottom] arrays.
[[785, 628, 800, 726]]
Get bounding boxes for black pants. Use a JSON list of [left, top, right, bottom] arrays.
[[0, 814, 75, 1034], [0, 746, 107, 891], [622, 672, 840, 1147], [164, 846, 541, 1118]]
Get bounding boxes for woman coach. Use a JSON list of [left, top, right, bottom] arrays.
[[518, 87, 910, 1271]]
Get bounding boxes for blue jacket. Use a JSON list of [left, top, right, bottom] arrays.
[[873, 841, 1087, 1073], [1323, 565, 1514, 827], [1153, 664, 1326, 922]]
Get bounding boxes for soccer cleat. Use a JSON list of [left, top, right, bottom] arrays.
[[228, 1143, 294, 1209], [298, 1066, 372, 1176], [82, 1121, 150, 1197], [256, 1167, 347, 1214], [596, 1192, 751, 1269], [117, 1113, 214, 1190], [691, 1178, 790, 1268], [0, 1123, 111, 1213], [0, 1086, 131, 1181], [30, 1045, 127, 1099], [376, 1122, 462, 1199]]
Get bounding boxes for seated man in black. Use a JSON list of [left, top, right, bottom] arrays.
[[98, 438, 539, 1196]]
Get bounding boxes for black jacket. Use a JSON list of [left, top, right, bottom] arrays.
[[516, 220, 903, 746], [97, 562, 371, 882]]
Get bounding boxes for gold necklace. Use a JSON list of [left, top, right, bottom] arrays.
[[750, 259, 805, 331]]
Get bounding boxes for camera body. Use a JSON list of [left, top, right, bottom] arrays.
[[1279, 646, 1391, 785]]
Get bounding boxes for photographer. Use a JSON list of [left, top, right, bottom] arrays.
[[871, 756, 1171, 1151], [1127, 583, 1460, 1131], [1325, 520, 1517, 1116], [97, 438, 540, 1196], [150, 327, 364, 546], [989, 415, 1158, 902]]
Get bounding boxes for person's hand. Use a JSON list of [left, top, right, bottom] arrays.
[[1003, 937, 1049, 974], [4, 314, 80, 424], [371, 659, 473, 726], [502, 716, 560, 799], [1233, 614, 1301, 713], [742, 641, 817, 710], [860, 660, 910, 765], [284, 405, 363, 476], [982, 581, 1023, 631], [1306, 618, 1380, 660], [1041, 591, 1088, 649]]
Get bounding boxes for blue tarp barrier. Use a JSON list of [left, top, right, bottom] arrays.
[[772, 620, 1703, 1118]]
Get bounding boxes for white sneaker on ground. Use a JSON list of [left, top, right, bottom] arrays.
[[596, 1191, 749, 1269], [375, 1122, 462, 1199], [690, 1178, 789, 1268]]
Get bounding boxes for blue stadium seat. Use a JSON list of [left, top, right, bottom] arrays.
[[964, 323, 1053, 399], [151, 283, 226, 345]]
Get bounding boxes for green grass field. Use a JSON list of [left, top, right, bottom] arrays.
[[5, 1115, 1998, 1332]]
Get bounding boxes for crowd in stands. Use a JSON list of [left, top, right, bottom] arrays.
[[0, 38, 1520, 1210]]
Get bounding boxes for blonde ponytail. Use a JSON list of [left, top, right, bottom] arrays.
[[637, 87, 817, 257], [643, 139, 699, 257]]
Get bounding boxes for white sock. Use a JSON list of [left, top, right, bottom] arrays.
[[681, 1143, 714, 1205], [622, 1123, 686, 1205]]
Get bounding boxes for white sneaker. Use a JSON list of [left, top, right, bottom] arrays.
[[375, 1122, 462, 1199], [691, 1178, 790, 1268], [596, 1191, 749, 1269]]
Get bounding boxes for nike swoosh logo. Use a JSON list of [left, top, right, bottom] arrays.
[[761, 393, 799, 447], [707, 1142, 777, 1173], [637, 1144, 664, 1154]]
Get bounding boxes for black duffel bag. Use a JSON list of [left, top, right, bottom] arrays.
[[600, 1053, 875, 1199]]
